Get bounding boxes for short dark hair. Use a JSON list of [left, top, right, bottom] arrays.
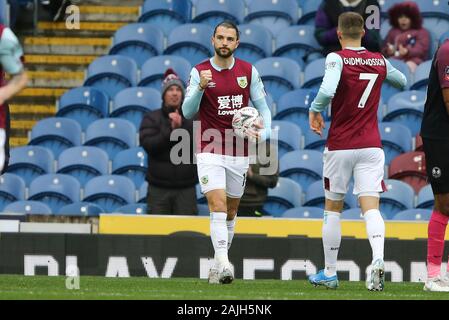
[[213, 20, 240, 40], [338, 12, 364, 40]]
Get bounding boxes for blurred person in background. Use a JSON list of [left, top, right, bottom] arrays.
[[139, 68, 198, 216], [382, 1, 430, 73]]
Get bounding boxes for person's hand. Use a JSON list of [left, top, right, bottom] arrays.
[[169, 109, 182, 129], [245, 117, 264, 141], [309, 111, 325, 137], [199, 69, 212, 90], [398, 44, 408, 57], [386, 43, 395, 56]]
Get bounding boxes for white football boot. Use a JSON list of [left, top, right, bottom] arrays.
[[366, 259, 385, 291], [424, 276, 449, 292], [208, 268, 220, 284]]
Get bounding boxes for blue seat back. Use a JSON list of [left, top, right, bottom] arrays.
[[271, 120, 302, 158], [234, 24, 272, 64], [281, 206, 322, 219], [116, 203, 147, 214], [410, 60, 432, 91], [392, 209, 432, 221], [274, 89, 317, 129], [297, 0, 321, 25], [112, 147, 147, 188], [379, 122, 412, 165], [164, 23, 214, 66], [111, 87, 162, 128], [303, 58, 325, 90], [417, 184, 434, 209], [0, 173, 26, 211], [57, 86, 109, 130], [8, 146, 54, 186], [84, 118, 137, 159], [29, 117, 82, 158], [193, 0, 245, 26], [263, 177, 302, 216], [381, 59, 410, 102], [3, 200, 52, 215], [57, 146, 109, 187], [139, 181, 148, 203], [57, 202, 105, 216], [380, 179, 415, 219], [28, 174, 81, 213], [139, 55, 192, 89], [83, 175, 136, 213], [274, 25, 320, 65], [279, 149, 323, 190], [84, 55, 138, 98]]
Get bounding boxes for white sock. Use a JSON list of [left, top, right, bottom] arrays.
[[210, 212, 229, 270], [323, 211, 341, 277], [364, 209, 385, 264], [227, 218, 236, 250]]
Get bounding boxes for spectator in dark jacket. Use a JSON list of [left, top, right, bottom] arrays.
[[315, 0, 382, 55], [382, 1, 430, 73], [139, 69, 198, 215], [239, 141, 279, 217]]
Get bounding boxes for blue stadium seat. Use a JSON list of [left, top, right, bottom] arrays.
[[0, 173, 26, 211], [302, 58, 325, 91], [273, 89, 317, 130], [84, 118, 137, 159], [380, 179, 415, 219], [195, 183, 206, 204], [380, 18, 391, 40], [115, 203, 147, 214], [7, 146, 54, 187], [416, 184, 434, 209], [254, 57, 302, 102], [410, 60, 432, 91], [138, 55, 191, 90], [234, 24, 272, 64], [57, 202, 105, 217], [303, 121, 330, 152], [192, 0, 245, 27], [271, 120, 302, 158], [138, 0, 192, 37], [416, 0, 449, 40], [109, 23, 164, 68], [281, 206, 322, 219], [197, 203, 210, 216], [245, 0, 299, 36], [138, 181, 148, 203], [0, 0, 8, 26], [249, 93, 275, 116], [112, 147, 147, 188], [439, 30, 449, 45], [84, 55, 138, 99], [28, 117, 82, 158], [83, 175, 136, 213], [382, 59, 410, 103], [262, 177, 302, 216], [303, 180, 358, 210], [164, 24, 214, 66], [392, 209, 432, 221], [383, 90, 426, 136], [57, 87, 109, 131], [297, 0, 321, 25], [341, 208, 363, 220], [28, 174, 81, 213], [3, 201, 52, 215], [57, 146, 109, 187], [110, 87, 162, 128], [379, 0, 406, 17], [273, 25, 322, 65], [279, 150, 323, 191], [379, 122, 412, 165]]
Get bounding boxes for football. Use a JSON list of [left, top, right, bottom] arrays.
[[232, 106, 262, 140]]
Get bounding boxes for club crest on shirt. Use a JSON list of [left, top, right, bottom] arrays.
[[237, 76, 248, 88], [444, 66, 449, 81], [200, 175, 209, 185]]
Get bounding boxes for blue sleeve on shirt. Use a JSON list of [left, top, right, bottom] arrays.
[[309, 52, 343, 113], [181, 67, 203, 119]]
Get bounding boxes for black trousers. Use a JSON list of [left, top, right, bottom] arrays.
[[238, 204, 264, 217], [147, 185, 198, 215]]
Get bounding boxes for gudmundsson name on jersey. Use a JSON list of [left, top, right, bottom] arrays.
[[343, 57, 385, 66]]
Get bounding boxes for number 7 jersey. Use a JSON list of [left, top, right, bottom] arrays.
[[327, 48, 387, 151]]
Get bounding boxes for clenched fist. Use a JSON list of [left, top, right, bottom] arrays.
[[199, 69, 213, 90]]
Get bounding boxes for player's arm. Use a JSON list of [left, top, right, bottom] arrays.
[[383, 58, 407, 89], [181, 68, 210, 119], [437, 45, 449, 116], [250, 66, 271, 141], [309, 53, 342, 136], [0, 28, 28, 105]]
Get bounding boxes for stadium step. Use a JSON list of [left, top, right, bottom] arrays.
[[79, 5, 140, 22], [23, 36, 111, 55], [37, 21, 128, 37], [25, 70, 85, 88]]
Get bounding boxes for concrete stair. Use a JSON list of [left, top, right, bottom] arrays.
[[10, 1, 143, 148]]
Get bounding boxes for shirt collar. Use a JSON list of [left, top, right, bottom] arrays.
[[210, 57, 235, 71], [344, 46, 366, 51]]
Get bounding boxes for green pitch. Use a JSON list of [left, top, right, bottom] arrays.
[[0, 275, 448, 300]]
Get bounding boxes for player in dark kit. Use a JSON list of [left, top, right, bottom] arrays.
[[421, 39, 449, 292], [0, 24, 28, 174], [307, 12, 407, 291]]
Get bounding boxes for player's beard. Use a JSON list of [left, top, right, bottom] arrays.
[[214, 46, 234, 58]]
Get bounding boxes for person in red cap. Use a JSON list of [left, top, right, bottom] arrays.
[[139, 68, 198, 215]]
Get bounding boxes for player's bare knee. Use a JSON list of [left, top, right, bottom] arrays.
[[208, 197, 227, 213], [227, 209, 237, 220]]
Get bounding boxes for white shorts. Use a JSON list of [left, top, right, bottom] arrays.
[[323, 147, 385, 199], [196, 152, 249, 198]]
